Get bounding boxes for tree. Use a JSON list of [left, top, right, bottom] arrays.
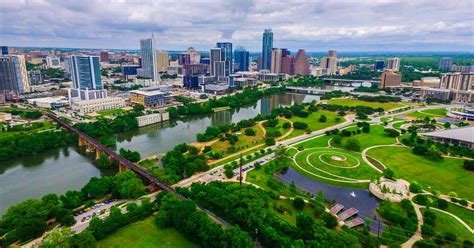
[[41, 228, 74, 248], [133, 104, 145, 112], [321, 212, 338, 228], [265, 137, 276, 146], [55, 208, 76, 226], [293, 122, 308, 130], [119, 148, 141, 162], [437, 199, 448, 210], [463, 160, 474, 171], [344, 139, 361, 151], [68, 231, 97, 248], [97, 153, 112, 169], [282, 122, 291, 129], [119, 177, 146, 199], [244, 128, 256, 136], [443, 122, 451, 129], [362, 125, 370, 133], [383, 168, 395, 179], [409, 181, 422, 193], [384, 128, 400, 137], [296, 213, 315, 240], [319, 115, 327, 122], [224, 165, 234, 179], [293, 198, 305, 210], [332, 135, 342, 145]]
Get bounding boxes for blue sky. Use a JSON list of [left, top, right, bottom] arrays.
[[1, 0, 473, 52]]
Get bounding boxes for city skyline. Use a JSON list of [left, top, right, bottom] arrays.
[[1, 0, 473, 52]]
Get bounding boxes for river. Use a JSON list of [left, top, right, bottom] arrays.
[[0, 92, 321, 215]]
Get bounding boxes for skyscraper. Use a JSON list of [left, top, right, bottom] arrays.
[[156, 51, 169, 73], [270, 48, 283, 73], [178, 53, 191, 65], [261, 29, 273, 70], [320, 50, 337, 75], [0, 46, 8, 55], [210, 48, 222, 77], [68, 55, 107, 103], [99, 51, 109, 62], [139, 34, 158, 81], [386, 57, 401, 72], [234, 46, 249, 72], [294, 49, 310, 75], [216, 42, 233, 76], [0, 55, 30, 95], [188, 47, 201, 65], [438, 57, 453, 71], [380, 70, 401, 88], [374, 60, 385, 70]]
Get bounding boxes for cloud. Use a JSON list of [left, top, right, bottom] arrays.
[[0, 0, 473, 51]]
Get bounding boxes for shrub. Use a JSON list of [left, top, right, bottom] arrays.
[[263, 119, 278, 128], [463, 240, 474, 248], [423, 210, 436, 226], [383, 168, 395, 180], [293, 198, 305, 210], [463, 160, 474, 171], [322, 212, 338, 228], [265, 137, 276, 146], [318, 115, 327, 122], [444, 232, 457, 243], [437, 199, 448, 210], [362, 125, 370, 133], [384, 128, 400, 137], [421, 224, 435, 236], [341, 129, 352, 137], [332, 135, 342, 145], [459, 199, 468, 206], [344, 139, 361, 151], [282, 122, 291, 129], [409, 181, 423, 193], [293, 122, 308, 130], [244, 128, 256, 136]]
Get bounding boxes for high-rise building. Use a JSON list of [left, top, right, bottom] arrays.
[[188, 47, 201, 65], [270, 48, 283, 73], [210, 48, 222, 77], [0, 46, 8, 55], [178, 53, 191, 65], [294, 49, 310, 75], [0, 55, 30, 95], [216, 42, 233, 76], [438, 57, 453, 71], [380, 70, 401, 88], [138, 34, 159, 81], [28, 70, 43, 85], [320, 50, 337, 75], [374, 60, 385, 70], [100, 51, 109, 62], [68, 55, 107, 103], [281, 55, 295, 75], [46, 56, 61, 68], [440, 73, 473, 91], [386, 57, 401, 72], [156, 51, 169, 73], [234, 46, 249, 72], [261, 29, 273, 70]]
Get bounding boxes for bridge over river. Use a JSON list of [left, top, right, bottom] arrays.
[[45, 112, 230, 227]]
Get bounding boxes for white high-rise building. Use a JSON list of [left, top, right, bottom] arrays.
[[188, 47, 201, 64], [320, 50, 337, 75], [156, 51, 169, 73], [386, 58, 401, 72], [270, 48, 282, 73], [138, 34, 159, 82], [46, 56, 62, 69]]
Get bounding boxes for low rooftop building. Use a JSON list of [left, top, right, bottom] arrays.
[[421, 126, 474, 148]]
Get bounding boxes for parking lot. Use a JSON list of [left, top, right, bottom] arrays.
[[72, 199, 123, 232]]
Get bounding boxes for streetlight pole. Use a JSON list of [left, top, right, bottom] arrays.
[[239, 153, 243, 186]]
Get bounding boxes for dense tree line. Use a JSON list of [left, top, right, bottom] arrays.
[[0, 171, 146, 245], [167, 87, 284, 119], [328, 68, 381, 80], [156, 193, 252, 247], [401, 132, 474, 159], [377, 199, 418, 246], [320, 104, 384, 115], [285, 76, 325, 87], [321, 90, 351, 100], [181, 182, 369, 247], [2, 108, 43, 119], [356, 95, 401, 103], [74, 110, 143, 138], [0, 130, 76, 161], [157, 143, 208, 184]]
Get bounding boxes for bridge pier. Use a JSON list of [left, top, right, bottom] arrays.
[[95, 150, 103, 160], [78, 137, 87, 147], [119, 163, 129, 173]]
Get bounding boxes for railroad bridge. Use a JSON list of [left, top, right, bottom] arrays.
[[46, 112, 230, 226]]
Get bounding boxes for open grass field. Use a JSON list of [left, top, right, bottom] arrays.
[[407, 108, 447, 119], [332, 125, 398, 150], [296, 134, 331, 149], [327, 98, 410, 110], [420, 209, 474, 244], [0, 120, 56, 139], [97, 216, 199, 248], [286, 110, 343, 139], [97, 108, 127, 117], [367, 146, 474, 201], [211, 123, 265, 156]]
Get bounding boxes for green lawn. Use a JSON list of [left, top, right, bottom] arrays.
[[270, 198, 315, 224], [328, 98, 410, 110], [287, 110, 343, 139], [211, 123, 265, 156], [421, 209, 474, 244], [98, 108, 127, 117], [296, 135, 331, 149], [246, 157, 296, 197], [367, 146, 474, 201], [332, 125, 398, 150], [264, 119, 291, 138], [0, 120, 56, 139], [97, 216, 199, 248], [406, 108, 447, 119]]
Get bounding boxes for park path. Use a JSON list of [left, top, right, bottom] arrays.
[[401, 201, 424, 248]]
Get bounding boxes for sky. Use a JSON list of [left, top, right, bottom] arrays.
[[1, 0, 473, 52]]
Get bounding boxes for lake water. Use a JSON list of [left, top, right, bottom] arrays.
[[0, 93, 320, 215]]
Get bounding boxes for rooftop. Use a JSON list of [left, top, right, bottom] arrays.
[[421, 125, 474, 144]]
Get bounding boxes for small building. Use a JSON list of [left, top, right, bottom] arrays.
[[412, 77, 440, 88], [129, 88, 173, 108], [26, 96, 69, 109], [421, 126, 474, 148], [447, 108, 474, 121], [72, 97, 126, 115], [0, 112, 12, 122], [136, 112, 170, 127]]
